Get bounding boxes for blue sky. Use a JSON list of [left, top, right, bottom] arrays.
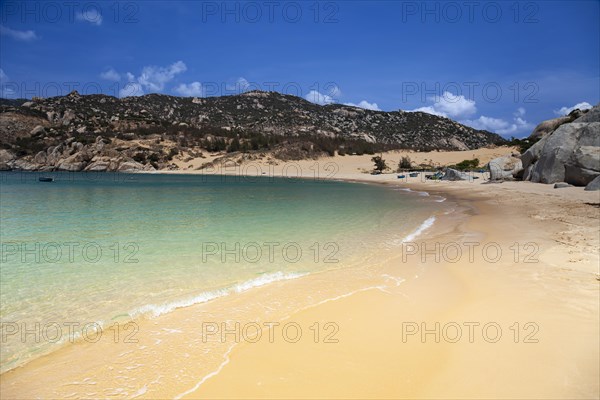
[[1, 0, 598, 137]]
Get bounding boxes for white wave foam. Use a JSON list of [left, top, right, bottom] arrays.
[[381, 274, 406, 287], [174, 343, 235, 400], [233, 271, 306, 293], [401, 216, 435, 243], [130, 272, 307, 319], [393, 187, 430, 197], [384, 215, 436, 247]]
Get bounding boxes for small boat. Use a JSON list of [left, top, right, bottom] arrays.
[[409, 172, 419, 178], [426, 172, 444, 180], [38, 177, 54, 182], [397, 175, 406, 179]]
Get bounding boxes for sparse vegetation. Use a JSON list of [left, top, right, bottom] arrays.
[[227, 137, 241, 153], [372, 156, 388, 173], [449, 158, 480, 171], [167, 148, 179, 160], [398, 156, 412, 171], [507, 136, 539, 153]]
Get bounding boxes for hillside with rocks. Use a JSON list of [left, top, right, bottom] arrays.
[[0, 90, 505, 172]]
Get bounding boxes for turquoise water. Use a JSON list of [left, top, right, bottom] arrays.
[[0, 172, 439, 373]]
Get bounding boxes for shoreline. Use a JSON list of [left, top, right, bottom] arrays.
[[0, 171, 450, 372], [1, 157, 599, 399], [190, 168, 599, 399]]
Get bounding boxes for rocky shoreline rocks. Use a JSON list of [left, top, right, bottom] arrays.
[[487, 104, 600, 190]]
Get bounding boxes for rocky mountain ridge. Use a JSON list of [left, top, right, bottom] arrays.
[[0, 90, 505, 172]]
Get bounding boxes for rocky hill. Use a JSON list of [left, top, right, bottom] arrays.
[[0, 90, 505, 172]]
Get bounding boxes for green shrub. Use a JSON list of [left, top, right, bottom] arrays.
[[450, 158, 479, 171], [371, 156, 388, 172], [507, 136, 539, 153], [398, 156, 412, 170], [227, 138, 241, 153]]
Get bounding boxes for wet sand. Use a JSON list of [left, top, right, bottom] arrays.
[[194, 187, 599, 399]]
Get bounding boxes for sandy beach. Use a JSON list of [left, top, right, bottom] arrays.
[[1, 147, 599, 399], [1, 0, 598, 397], [185, 148, 600, 398]]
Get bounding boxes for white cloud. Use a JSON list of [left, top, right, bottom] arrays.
[[119, 82, 144, 98], [411, 105, 447, 117], [174, 82, 204, 97], [228, 77, 252, 93], [136, 61, 187, 92], [435, 92, 477, 117], [75, 9, 103, 26], [554, 101, 593, 116], [0, 68, 15, 98], [328, 85, 342, 98], [305, 85, 341, 105], [461, 108, 534, 136], [305, 90, 335, 105], [120, 61, 187, 97], [100, 68, 121, 82], [0, 25, 37, 41], [410, 93, 532, 136], [344, 100, 381, 111], [461, 116, 510, 132], [411, 91, 476, 118]]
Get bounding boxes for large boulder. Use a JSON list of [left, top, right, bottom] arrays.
[[528, 108, 591, 140], [0, 149, 16, 170], [441, 168, 469, 181], [521, 120, 600, 185], [92, 136, 107, 153], [61, 109, 76, 126], [11, 158, 40, 171], [84, 156, 121, 172], [488, 155, 523, 181], [45, 145, 65, 165], [117, 160, 155, 172], [585, 175, 600, 191], [70, 141, 84, 153], [528, 116, 571, 140], [573, 106, 599, 123], [31, 125, 47, 136], [33, 151, 48, 165], [565, 144, 600, 186], [56, 151, 92, 172]]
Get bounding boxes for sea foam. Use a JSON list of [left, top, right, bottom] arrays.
[[130, 271, 308, 319], [401, 216, 436, 242], [383, 215, 436, 247]]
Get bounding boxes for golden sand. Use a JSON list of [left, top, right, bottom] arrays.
[[1, 147, 599, 399]]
